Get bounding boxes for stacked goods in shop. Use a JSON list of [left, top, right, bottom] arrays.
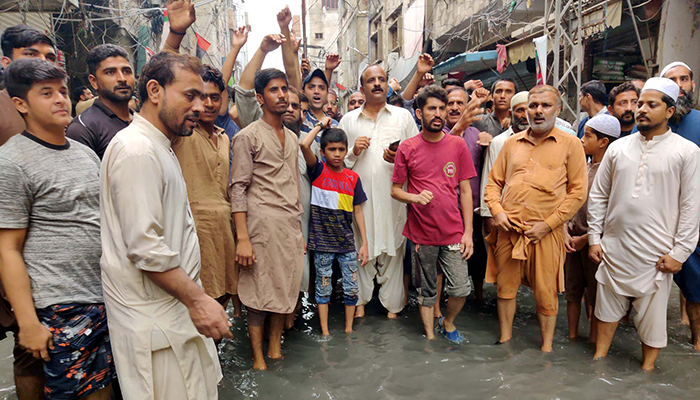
[[593, 59, 625, 81], [627, 64, 647, 79]]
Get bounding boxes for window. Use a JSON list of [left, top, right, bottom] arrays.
[[322, 0, 338, 9], [315, 33, 324, 39]]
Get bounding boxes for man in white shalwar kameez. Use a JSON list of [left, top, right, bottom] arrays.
[[100, 52, 232, 399], [588, 77, 700, 371], [340, 65, 420, 318]]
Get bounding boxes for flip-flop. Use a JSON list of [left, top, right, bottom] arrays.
[[444, 327, 465, 344], [437, 317, 445, 333]]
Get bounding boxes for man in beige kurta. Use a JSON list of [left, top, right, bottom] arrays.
[[229, 67, 304, 370], [172, 72, 238, 312]]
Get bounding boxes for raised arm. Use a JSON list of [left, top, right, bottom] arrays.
[[219, 25, 250, 115], [300, 116, 331, 167], [402, 54, 434, 101], [277, 6, 302, 90], [239, 34, 286, 91], [163, 0, 196, 53], [324, 53, 342, 87]]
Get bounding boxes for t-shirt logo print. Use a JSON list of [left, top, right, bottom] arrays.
[[443, 161, 456, 178]]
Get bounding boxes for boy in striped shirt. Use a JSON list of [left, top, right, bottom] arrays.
[[300, 119, 369, 335]]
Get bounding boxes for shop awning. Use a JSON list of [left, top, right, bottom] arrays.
[[433, 50, 499, 77]]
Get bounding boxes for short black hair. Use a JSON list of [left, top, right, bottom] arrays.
[[138, 51, 203, 103], [86, 44, 130, 75], [73, 85, 90, 102], [201, 65, 225, 92], [387, 92, 404, 107], [299, 92, 309, 103], [1, 25, 54, 60], [581, 80, 608, 105], [227, 86, 236, 103], [441, 78, 462, 89], [588, 126, 618, 144], [608, 81, 639, 105], [4, 58, 66, 101], [491, 77, 519, 93], [661, 93, 676, 109], [320, 128, 348, 150], [254, 68, 287, 95], [415, 85, 447, 111]]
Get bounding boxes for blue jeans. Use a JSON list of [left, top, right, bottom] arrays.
[[315, 251, 359, 306]]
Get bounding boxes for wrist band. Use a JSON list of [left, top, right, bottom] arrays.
[[170, 29, 186, 36]]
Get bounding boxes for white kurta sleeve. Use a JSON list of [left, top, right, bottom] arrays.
[[669, 148, 700, 263], [587, 147, 614, 246], [107, 149, 181, 272], [479, 141, 500, 218]]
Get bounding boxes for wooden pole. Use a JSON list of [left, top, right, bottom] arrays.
[[301, 0, 308, 58]]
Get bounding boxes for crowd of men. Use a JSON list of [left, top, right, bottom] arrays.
[[0, 0, 699, 398]]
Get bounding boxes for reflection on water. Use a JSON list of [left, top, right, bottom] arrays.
[[1, 285, 698, 400], [217, 286, 700, 400]]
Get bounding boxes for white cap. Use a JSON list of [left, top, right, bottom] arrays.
[[641, 77, 680, 102], [660, 61, 692, 78], [585, 114, 621, 139], [510, 91, 528, 110]]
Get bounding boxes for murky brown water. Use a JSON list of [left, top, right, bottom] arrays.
[[2, 285, 699, 399]]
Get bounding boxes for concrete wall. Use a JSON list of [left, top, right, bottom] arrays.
[[657, 0, 700, 103]]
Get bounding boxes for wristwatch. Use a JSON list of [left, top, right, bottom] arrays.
[[316, 121, 325, 128]]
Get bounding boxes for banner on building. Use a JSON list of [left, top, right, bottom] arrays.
[[145, 47, 155, 62], [533, 35, 547, 85]]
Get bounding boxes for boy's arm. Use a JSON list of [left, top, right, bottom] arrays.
[[353, 204, 369, 266], [300, 116, 331, 167], [459, 179, 474, 259], [0, 228, 53, 361]]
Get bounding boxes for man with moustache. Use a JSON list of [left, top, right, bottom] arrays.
[[661, 61, 700, 351], [347, 91, 365, 112], [607, 82, 639, 137], [484, 85, 587, 352], [171, 65, 239, 317], [66, 44, 134, 159], [324, 88, 342, 121], [230, 69, 304, 370], [100, 51, 230, 399], [340, 64, 419, 319], [588, 77, 700, 370]]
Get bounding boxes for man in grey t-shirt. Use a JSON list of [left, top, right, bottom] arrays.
[[0, 59, 114, 399]]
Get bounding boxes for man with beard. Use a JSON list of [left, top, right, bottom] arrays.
[[588, 77, 700, 370], [340, 64, 419, 319], [66, 44, 134, 159], [484, 85, 587, 352], [171, 65, 240, 318], [347, 91, 365, 112], [230, 69, 304, 370], [100, 51, 230, 399], [607, 82, 639, 137], [391, 86, 476, 342], [661, 61, 700, 351]]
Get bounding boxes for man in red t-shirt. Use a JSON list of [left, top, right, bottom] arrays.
[[391, 85, 476, 342]]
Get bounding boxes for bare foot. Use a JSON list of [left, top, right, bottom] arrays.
[[681, 316, 690, 325], [387, 312, 398, 319], [434, 310, 443, 319], [426, 332, 436, 340], [541, 344, 553, 353], [354, 306, 365, 318], [344, 328, 353, 333], [284, 313, 295, 330], [593, 353, 607, 361], [253, 359, 267, 370], [641, 364, 655, 372], [268, 351, 284, 360], [568, 336, 579, 342]]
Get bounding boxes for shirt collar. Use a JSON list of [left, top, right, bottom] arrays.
[[358, 102, 393, 120], [93, 98, 133, 121], [131, 113, 172, 149], [636, 127, 673, 142], [516, 126, 562, 144]]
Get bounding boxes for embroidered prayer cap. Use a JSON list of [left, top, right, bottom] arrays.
[[660, 61, 692, 78], [641, 77, 680, 102], [585, 114, 621, 139], [510, 91, 529, 110]]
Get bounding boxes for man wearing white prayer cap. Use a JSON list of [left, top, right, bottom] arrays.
[[564, 114, 620, 343], [587, 76, 700, 370], [661, 63, 700, 348]]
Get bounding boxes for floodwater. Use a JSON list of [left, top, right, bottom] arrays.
[[2, 285, 699, 399]]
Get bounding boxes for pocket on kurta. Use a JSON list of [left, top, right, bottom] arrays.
[[529, 164, 563, 194]]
